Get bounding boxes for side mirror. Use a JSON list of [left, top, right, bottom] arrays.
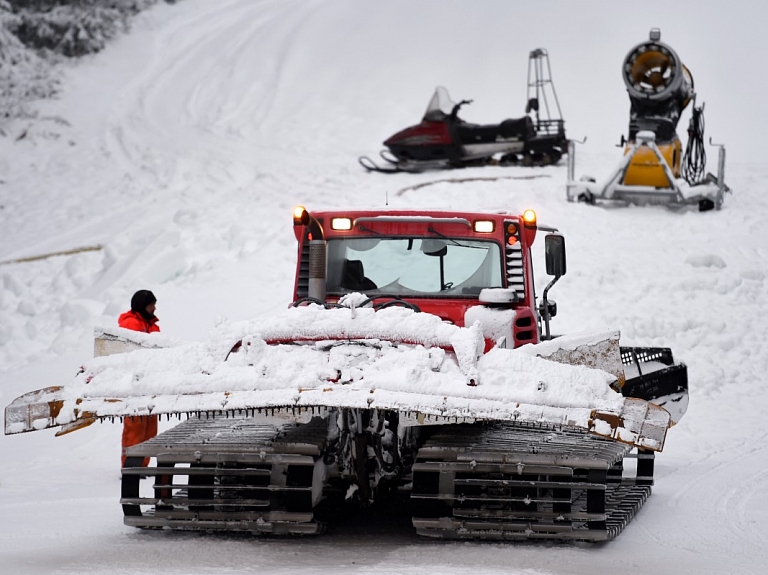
[[424, 246, 448, 257], [421, 239, 448, 257], [545, 233, 566, 277]]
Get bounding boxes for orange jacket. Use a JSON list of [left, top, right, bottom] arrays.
[[118, 309, 160, 466], [118, 310, 160, 333]]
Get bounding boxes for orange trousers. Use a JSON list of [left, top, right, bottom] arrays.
[[121, 415, 158, 467]]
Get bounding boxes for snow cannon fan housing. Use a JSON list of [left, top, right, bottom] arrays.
[[623, 28, 695, 143], [566, 27, 728, 211]]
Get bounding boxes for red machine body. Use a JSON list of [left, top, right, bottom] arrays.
[[293, 209, 544, 350]]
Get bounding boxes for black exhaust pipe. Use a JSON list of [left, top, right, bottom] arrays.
[[294, 207, 326, 301]]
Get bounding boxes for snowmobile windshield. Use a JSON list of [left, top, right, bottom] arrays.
[[423, 86, 457, 122], [326, 237, 504, 297]]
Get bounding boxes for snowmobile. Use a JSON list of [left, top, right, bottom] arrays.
[[359, 49, 568, 173], [567, 28, 729, 211], [5, 206, 688, 541]]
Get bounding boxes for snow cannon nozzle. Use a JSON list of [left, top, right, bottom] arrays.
[[622, 29, 694, 117]]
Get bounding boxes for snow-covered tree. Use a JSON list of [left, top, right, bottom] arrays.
[[0, 1, 57, 123], [10, 1, 160, 57], [1, 0, 177, 128]]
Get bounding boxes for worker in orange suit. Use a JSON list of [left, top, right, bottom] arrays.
[[118, 289, 160, 467]]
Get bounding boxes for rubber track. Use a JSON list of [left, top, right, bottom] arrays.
[[410, 422, 653, 541], [121, 415, 328, 534]]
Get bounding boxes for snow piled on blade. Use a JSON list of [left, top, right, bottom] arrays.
[[206, 304, 484, 366], [46, 306, 624, 429]]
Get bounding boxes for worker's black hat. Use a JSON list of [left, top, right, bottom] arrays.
[[130, 290, 157, 320]]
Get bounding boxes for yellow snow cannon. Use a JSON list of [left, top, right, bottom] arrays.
[[567, 28, 729, 211]]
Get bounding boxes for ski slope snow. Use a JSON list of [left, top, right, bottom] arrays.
[[2, 1, 768, 574]]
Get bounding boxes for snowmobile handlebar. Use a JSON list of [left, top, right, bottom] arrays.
[[450, 99, 473, 118]]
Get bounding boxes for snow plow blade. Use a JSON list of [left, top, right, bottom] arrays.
[[4, 308, 675, 452], [4, 387, 670, 452]]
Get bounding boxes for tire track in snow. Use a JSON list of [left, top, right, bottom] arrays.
[[103, 0, 323, 191], [69, 0, 329, 328], [718, 446, 768, 549], [657, 431, 768, 559]]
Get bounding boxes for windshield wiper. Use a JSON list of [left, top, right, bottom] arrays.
[[427, 227, 486, 249], [356, 224, 387, 236]]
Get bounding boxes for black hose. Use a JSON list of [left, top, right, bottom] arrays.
[[291, 297, 343, 309], [682, 105, 706, 185]]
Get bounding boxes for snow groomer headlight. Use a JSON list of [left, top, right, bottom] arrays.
[[523, 209, 537, 229], [293, 205, 309, 225], [473, 220, 495, 233], [331, 217, 353, 231]]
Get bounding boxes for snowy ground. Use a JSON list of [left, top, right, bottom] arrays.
[[2, 1, 768, 574]]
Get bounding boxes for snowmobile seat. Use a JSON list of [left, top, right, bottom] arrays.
[[341, 260, 377, 291], [456, 123, 503, 143], [499, 116, 535, 139], [456, 117, 534, 143]]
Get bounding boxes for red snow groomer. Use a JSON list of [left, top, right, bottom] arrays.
[[6, 206, 687, 541]]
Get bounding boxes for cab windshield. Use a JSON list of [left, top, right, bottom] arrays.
[[326, 237, 503, 297]]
